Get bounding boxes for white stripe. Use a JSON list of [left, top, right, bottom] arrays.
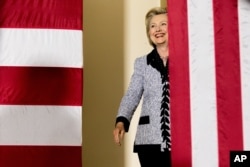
[[0, 28, 83, 68], [239, 0, 250, 150], [0, 105, 82, 146], [187, 0, 218, 166]]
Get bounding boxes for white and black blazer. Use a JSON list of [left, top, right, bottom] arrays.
[[116, 49, 171, 152]]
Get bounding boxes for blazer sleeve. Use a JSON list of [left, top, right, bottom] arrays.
[[116, 57, 145, 132]]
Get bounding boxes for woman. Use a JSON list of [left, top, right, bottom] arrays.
[[113, 7, 171, 167]]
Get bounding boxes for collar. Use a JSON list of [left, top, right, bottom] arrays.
[[147, 48, 169, 83]]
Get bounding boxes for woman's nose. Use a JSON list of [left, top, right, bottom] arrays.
[[155, 26, 161, 31], [156, 26, 161, 31]]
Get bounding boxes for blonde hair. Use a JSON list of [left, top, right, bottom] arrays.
[[145, 7, 167, 47]]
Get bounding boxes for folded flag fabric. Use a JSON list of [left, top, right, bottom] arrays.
[[168, 0, 250, 166], [0, 0, 83, 166]]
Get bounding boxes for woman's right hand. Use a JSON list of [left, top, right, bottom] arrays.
[[113, 122, 125, 146]]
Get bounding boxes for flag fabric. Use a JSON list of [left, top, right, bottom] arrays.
[[0, 0, 83, 167], [168, 0, 250, 166]]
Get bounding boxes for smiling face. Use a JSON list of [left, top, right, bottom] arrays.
[[148, 14, 168, 47]]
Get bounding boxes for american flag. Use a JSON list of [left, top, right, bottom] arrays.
[[168, 0, 250, 166], [0, 0, 83, 166]]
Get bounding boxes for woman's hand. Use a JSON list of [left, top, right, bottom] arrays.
[[113, 122, 125, 146]]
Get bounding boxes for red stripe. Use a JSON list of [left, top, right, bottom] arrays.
[[0, 66, 83, 106], [0, 146, 81, 167], [0, 0, 82, 30], [212, 0, 243, 166], [168, 0, 192, 166]]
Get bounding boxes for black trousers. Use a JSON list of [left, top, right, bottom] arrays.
[[137, 151, 171, 167]]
